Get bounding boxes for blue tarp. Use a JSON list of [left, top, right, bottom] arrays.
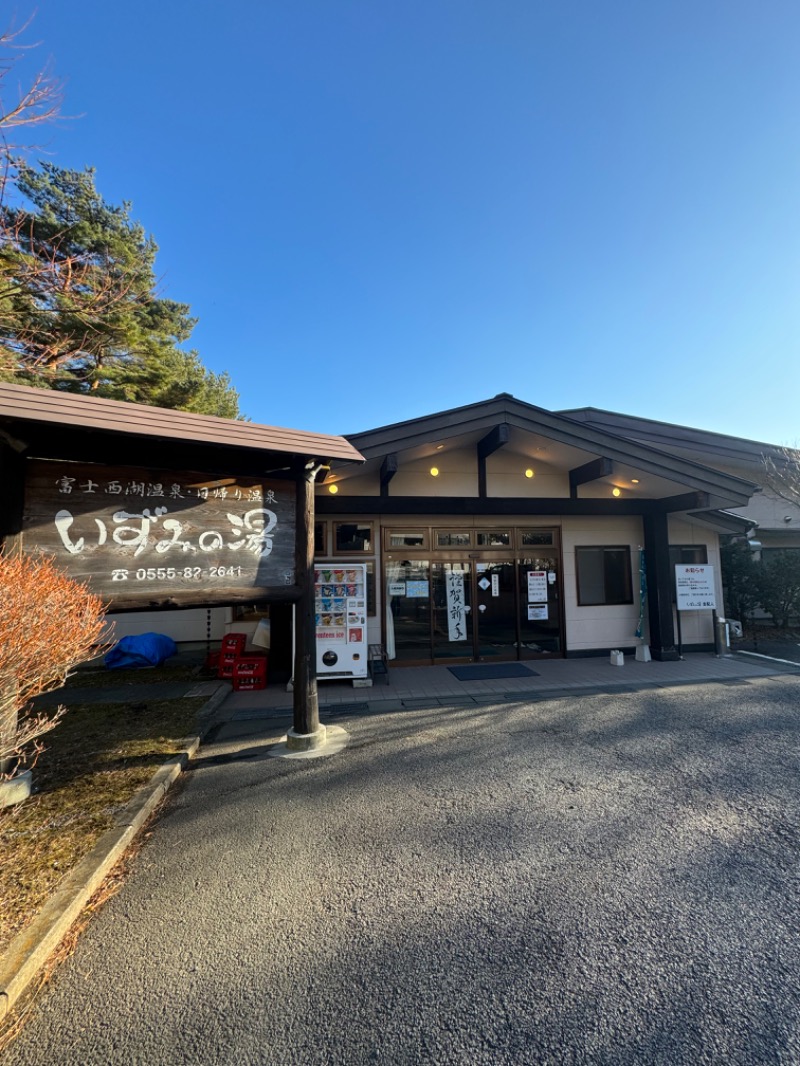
[[105, 633, 177, 669]]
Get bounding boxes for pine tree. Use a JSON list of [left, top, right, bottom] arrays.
[[0, 162, 241, 417]]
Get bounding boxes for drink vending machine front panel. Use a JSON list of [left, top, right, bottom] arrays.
[[314, 563, 368, 679]]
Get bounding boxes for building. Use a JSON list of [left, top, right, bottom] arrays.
[[314, 394, 760, 666]]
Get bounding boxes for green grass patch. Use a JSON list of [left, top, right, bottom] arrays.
[[0, 695, 207, 955]]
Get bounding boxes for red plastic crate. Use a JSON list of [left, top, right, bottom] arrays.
[[232, 674, 267, 691], [221, 633, 247, 654], [233, 654, 268, 678], [232, 654, 267, 689], [205, 650, 221, 672], [218, 651, 239, 679]]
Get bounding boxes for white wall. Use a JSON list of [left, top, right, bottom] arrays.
[[104, 606, 229, 645], [561, 515, 646, 653]]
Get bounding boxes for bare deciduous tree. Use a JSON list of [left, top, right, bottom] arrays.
[[763, 445, 800, 509]]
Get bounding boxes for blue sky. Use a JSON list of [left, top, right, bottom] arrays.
[[11, 1, 800, 443]]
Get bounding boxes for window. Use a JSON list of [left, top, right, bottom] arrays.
[[386, 529, 428, 549], [435, 530, 472, 547], [314, 521, 327, 556], [334, 522, 373, 554], [476, 530, 511, 547], [576, 546, 633, 606], [519, 530, 555, 547]]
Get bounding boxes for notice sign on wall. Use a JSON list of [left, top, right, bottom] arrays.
[[22, 459, 297, 606], [675, 564, 716, 611]]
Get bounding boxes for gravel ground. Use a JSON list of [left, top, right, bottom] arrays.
[[5, 675, 800, 1065]]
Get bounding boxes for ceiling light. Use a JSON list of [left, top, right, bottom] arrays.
[[430, 467, 439, 477], [631, 479, 639, 484], [328, 483, 339, 494], [525, 468, 535, 479], [612, 487, 621, 497]]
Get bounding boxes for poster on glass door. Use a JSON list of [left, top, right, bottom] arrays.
[[527, 570, 548, 602], [445, 568, 468, 642]]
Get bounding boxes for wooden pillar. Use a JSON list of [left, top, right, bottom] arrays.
[[0, 440, 25, 553], [292, 463, 320, 736], [642, 510, 680, 661]]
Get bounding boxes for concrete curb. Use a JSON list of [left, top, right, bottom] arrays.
[[0, 681, 231, 1022]]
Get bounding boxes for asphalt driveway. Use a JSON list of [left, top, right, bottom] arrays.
[[5, 675, 800, 1065]]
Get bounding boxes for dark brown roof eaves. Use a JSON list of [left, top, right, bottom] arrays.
[[0, 382, 364, 463]]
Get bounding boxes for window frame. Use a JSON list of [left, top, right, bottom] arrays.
[[575, 545, 634, 606], [433, 529, 473, 548], [475, 529, 512, 549], [333, 521, 374, 556], [384, 528, 430, 551]]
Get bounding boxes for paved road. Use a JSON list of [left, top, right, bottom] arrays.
[[5, 676, 800, 1065]]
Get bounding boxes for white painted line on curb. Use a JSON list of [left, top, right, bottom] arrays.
[[738, 650, 800, 667]]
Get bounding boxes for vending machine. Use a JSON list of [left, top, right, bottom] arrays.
[[314, 563, 369, 682]]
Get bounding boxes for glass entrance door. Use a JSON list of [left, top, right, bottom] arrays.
[[473, 560, 517, 659], [518, 553, 563, 656]]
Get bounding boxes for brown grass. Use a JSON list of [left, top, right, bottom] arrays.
[[0, 695, 207, 956]]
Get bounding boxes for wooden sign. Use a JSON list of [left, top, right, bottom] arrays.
[[22, 460, 297, 608]]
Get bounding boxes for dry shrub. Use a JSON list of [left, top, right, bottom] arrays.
[[0, 552, 108, 779]]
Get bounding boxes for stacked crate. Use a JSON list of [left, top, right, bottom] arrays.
[[232, 652, 268, 691], [215, 633, 268, 690], [217, 633, 246, 679]]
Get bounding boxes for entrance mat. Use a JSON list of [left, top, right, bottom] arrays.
[[448, 663, 540, 681]]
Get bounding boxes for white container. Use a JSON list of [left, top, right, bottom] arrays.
[[635, 645, 651, 663], [609, 650, 624, 667]]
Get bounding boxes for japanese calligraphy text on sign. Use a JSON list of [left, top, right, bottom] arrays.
[[675, 564, 717, 612], [23, 460, 297, 604]]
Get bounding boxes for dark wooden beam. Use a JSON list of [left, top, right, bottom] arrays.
[[380, 453, 398, 497], [477, 423, 510, 460], [569, 457, 613, 499], [318, 495, 650, 516], [0, 438, 26, 553], [107, 585, 303, 613], [477, 423, 510, 498], [0, 420, 300, 481], [642, 511, 679, 660], [293, 462, 320, 737], [656, 491, 710, 513]]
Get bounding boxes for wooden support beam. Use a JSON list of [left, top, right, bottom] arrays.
[[656, 491, 710, 513], [318, 495, 648, 516], [569, 457, 613, 498], [293, 463, 320, 737], [642, 511, 680, 661], [380, 453, 398, 497], [0, 441, 26, 553], [477, 423, 510, 498], [477, 423, 510, 460]]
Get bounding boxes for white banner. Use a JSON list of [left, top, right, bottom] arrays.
[[445, 568, 468, 642]]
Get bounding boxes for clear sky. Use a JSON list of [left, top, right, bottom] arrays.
[[11, 1, 800, 444]]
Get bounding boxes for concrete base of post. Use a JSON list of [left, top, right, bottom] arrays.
[[286, 724, 327, 752], [268, 724, 349, 761]]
